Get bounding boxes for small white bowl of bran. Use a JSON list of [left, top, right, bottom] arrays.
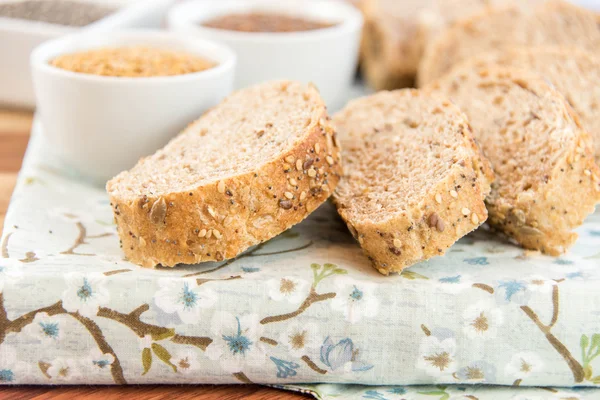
[[30, 30, 236, 183], [167, 0, 363, 111]]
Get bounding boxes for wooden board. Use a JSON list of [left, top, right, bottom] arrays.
[[0, 108, 309, 399]]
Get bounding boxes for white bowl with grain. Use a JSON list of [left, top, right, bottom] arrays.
[[167, 0, 363, 111], [30, 30, 236, 184], [0, 0, 175, 108]]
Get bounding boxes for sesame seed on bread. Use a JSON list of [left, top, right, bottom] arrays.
[[106, 80, 342, 267], [452, 45, 600, 165], [418, 0, 600, 87], [428, 66, 600, 255], [332, 89, 494, 275]]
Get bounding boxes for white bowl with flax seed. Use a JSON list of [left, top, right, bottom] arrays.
[[30, 30, 236, 184], [167, 0, 363, 111]]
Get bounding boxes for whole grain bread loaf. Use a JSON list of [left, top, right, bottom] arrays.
[[359, 0, 506, 90], [332, 89, 494, 275], [418, 0, 600, 86], [107, 80, 342, 267], [454, 46, 600, 164], [428, 66, 600, 255]]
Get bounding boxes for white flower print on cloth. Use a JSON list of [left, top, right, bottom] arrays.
[[86, 348, 115, 374], [319, 336, 373, 373], [462, 300, 504, 340], [62, 272, 109, 317], [47, 358, 81, 382], [22, 312, 63, 343], [279, 321, 321, 357], [455, 360, 497, 383], [330, 277, 379, 323], [172, 349, 200, 375], [205, 311, 265, 373], [154, 278, 217, 324], [0, 345, 29, 384], [436, 274, 474, 294], [505, 352, 544, 380], [526, 276, 557, 293], [416, 333, 457, 379], [267, 276, 310, 304]]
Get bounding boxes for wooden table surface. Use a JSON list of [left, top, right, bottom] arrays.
[[0, 109, 310, 399]]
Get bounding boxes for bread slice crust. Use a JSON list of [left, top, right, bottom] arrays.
[[332, 89, 494, 275], [428, 66, 600, 255], [107, 81, 342, 267]]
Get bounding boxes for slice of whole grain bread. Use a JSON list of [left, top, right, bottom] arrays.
[[107, 80, 342, 267], [332, 89, 494, 274], [428, 66, 600, 255], [418, 0, 600, 86], [360, 0, 506, 90], [452, 46, 600, 164]]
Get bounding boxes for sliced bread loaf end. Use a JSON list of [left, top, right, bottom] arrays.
[[418, 0, 600, 86], [428, 66, 600, 255], [360, 0, 506, 90], [107, 80, 342, 267], [332, 89, 493, 275]]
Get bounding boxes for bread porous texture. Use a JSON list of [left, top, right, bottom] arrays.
[[332, 89, 494, 275], [107, 80, 342, 267], [454, 46, 600, 164], [429, 66, 600, 255], [418, 0, 600, 86]]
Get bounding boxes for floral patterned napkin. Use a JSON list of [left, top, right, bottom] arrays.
[[1, 118, 599, 399], [283, 384, 598, 399]]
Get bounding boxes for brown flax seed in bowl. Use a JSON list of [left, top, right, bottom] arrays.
[[50, 47, 215, 77], [201, 12, 336, 33]]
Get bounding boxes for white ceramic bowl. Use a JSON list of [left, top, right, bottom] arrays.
[[167, 0, 363, 111], [30, 30, 236, 184], [0, 0, 174, 108]]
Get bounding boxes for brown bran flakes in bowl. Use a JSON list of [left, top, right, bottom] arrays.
[[50, 47, 215, 77]]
